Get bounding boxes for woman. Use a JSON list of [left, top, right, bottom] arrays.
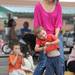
[[34, 0, 64, 75]]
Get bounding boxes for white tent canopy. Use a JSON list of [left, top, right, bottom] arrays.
[[60, 0, 75, 2], [1, 5, 75, 15]]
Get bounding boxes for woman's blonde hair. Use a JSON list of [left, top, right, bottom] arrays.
[[36, 26, 43, 35], [41, 0, 59, 4], [36, 26, 44, 38]]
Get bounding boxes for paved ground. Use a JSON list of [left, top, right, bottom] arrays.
[[0, 56, 8, 75]]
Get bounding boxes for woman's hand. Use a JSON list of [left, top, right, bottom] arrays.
[[45, 42, 52, 46]]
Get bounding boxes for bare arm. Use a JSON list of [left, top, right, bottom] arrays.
[[35, 44, 46, 52], [55, 3, 63, 38], [55, 28, 60, 38]]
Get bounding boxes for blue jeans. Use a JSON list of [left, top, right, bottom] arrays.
[[59, 33, 65, 75], [33, 51, 47, 75], [45, 56, 62, 75]]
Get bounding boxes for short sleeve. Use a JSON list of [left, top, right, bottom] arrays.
[[36, 38, 41, 46]]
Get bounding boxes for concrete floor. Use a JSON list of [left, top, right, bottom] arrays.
[[0, 56, 8, 75]]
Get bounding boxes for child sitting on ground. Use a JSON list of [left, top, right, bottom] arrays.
[[8, 42, 26, 75], [21, 51, 35, 73]]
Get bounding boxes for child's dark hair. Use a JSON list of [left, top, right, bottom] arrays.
[[8, 19, 16, 27], [23, 21, 29, 28], [35, 27, 44, 38], [9, 39, 20, 50]]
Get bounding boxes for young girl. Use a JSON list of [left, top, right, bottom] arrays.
[[21, 52, 35, 73], [35, 27, 62, 75], [8, 42, 25, 75]]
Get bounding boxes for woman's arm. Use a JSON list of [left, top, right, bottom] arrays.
[[55, 3, 63, 38], [34, 3, 40, 33], [55, 28, 60, 38]]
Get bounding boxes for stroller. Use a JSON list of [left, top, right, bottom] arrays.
[[0, 39, 11, 54]]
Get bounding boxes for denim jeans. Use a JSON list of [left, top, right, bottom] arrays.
[[45, 56, 62, 75], [33, 51, 47, 75], [59, 33, 65, 75]]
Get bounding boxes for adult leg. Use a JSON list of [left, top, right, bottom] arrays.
[[54, 56, 62, 75], [33, 51, 47, 75], [59, 33, 65, 75], [45, 56, 63, 75], [45, 57, 54, 75]]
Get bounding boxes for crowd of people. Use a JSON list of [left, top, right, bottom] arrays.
[[7, 19, 35, 75], [6, 0, 75, 75]]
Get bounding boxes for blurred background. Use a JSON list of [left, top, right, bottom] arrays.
[[0, 0, 75, 75]]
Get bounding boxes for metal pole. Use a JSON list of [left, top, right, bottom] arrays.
[[73, 17, 75, 43]]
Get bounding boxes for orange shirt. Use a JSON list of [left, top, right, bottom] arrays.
[[8, 54, 22, 72], [36, 34, 59, 53]]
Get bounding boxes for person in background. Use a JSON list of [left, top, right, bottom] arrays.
[[8, 19, 17, 40], [8, 41, 25, 75], [19, 21, 31, 55], [21, 21, 32, 37], [33, 0, 64, 75], [20, 21, 35, 57]]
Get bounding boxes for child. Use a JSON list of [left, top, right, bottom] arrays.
[[21, 52, 35, 73], [35, 27, 62, 75], [8, 42, 26, 75]]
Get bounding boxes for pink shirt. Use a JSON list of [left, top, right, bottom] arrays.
[[34, 2, 62, 34]]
